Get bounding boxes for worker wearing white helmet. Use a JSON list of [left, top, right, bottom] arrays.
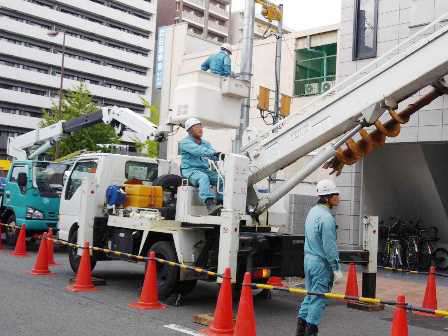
[[179, 118, 223, 215], [200, 43, 232, 77], [296, 179, 342, 336]]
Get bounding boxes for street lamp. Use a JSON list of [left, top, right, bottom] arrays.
[[48, 30, 66, 159], [47, 30, 66, 119]]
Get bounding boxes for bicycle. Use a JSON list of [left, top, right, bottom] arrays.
[[379, 217, 405, 269]]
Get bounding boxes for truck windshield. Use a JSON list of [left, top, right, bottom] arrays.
[[33, 162, 69, 197]]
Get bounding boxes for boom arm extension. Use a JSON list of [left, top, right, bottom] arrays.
[[7, 106, 165, 160], [243, 13, 448, 214]]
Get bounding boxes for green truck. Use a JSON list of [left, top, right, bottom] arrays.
[[0, 160, 68, 243]]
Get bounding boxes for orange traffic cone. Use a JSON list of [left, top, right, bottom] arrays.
[[415, 266, 438, 317], [47, 228, 57, 266], [31, 233, 51, 276], [201, 268, 234, 336], [345, 263, 359, 297], [66, 241, 96, 292], [129, 251, 166, 310], [234, 272, 256, 336], [11, 224, 27, 257], [391, 295, 408, 336]]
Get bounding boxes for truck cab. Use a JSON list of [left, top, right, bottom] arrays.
[[0, 160, 69, 243]]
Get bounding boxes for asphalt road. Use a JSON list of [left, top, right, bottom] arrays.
[[0, 245, 447, 336]]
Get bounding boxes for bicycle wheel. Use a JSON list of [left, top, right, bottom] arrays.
[[433, 248, 448, 272], [419, 242, 433, 271]]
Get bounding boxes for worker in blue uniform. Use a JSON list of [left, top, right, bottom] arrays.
[[201, 43, 232, 77], [179, 118, 223, 215], [296, 179, 343, 336]]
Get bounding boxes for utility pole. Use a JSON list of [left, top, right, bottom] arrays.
[[233, 0, 255, 153], [273, 4, 283, 125]]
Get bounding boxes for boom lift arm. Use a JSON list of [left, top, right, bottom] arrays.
[[7, 106, 166, 160], [242, 13, 448, 216]]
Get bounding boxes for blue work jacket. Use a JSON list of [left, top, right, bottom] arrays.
[[201, 51, 231, 77], [179, 136, 216, 178], [304, 204, 340, 272]]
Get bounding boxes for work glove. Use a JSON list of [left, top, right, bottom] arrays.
[[333, 270, 344, 285]]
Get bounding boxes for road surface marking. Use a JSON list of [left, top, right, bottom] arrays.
[[164, 324, 202, 336]]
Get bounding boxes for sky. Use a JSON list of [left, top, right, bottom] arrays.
[[232, 0, 341, 31]]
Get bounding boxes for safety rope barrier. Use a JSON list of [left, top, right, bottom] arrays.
[[378, 265, 448, 278], [1, 222, 447, 318]]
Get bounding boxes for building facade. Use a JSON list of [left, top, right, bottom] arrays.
[[0, 0, 157, 158], [157, 0, 230, 43], [336, 0, 448, 248]]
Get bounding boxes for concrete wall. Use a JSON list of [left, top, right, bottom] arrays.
[[336, 0, 448, 247]]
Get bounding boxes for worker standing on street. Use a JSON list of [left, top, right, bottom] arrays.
[[180, 118, 223, 215], [201, 43, 232, 77], [296, 179, 343, 336]]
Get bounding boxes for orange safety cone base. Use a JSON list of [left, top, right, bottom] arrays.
[[267, 276, 285, 287], [199, 326, 234, 336], [29, 270, 53, 276], [11, 251, 28, 257], [128, 301, 166, 310], [66, 284, 97, 293]]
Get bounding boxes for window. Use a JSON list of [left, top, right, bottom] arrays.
[[65, 160, 98, 200], [353, 0, 378, 60], [125, 161, 158, 183], [294, 43, 337, 97], [10, 165, 27, 183], [33, 162, 69, 197]]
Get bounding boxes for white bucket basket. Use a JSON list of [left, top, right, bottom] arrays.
[[171, 71, 250, 129]]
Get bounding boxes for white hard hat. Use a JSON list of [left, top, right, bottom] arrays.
[[185, 117, 201, 131], [221, 43, 232, 54], [316, 179, 339, 196]]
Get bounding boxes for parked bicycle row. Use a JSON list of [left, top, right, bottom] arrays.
[[378, 217, 448, 272]]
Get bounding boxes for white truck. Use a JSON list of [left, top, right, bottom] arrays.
[[59, 10, 448, 301]]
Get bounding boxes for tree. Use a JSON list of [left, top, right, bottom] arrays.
[[41, 84, 119, 159], [135, 97, 160, 158]]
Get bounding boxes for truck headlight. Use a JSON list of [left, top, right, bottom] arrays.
[[26, 207, 44, 219]]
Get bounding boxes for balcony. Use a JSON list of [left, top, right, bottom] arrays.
[[182, 10, 205, 27], [182, 0, 205, 10], [207, 20, 229, 36], [208, 3, 229, 19]]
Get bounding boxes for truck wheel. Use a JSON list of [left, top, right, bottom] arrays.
[[68, 227, 96, 273], [149, 241, 179, 299], [5, 215, 18, 246], [176, 280, 197, 296]]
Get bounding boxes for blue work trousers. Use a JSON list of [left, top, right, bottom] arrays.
[[298, 255, 333, 326], [188, 170, 222, 203]]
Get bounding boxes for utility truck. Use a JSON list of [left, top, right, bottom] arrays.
[[61, 5, 448, 301], [0, 106, 164, 243]]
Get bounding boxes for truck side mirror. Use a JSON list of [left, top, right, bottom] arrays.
[[17, 172, 27, 188]]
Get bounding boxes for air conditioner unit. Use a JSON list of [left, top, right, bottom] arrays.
[[303, 83, 319, 96], [321, 81, 335, 93]]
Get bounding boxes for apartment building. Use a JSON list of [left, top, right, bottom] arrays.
[[157, 0, 231, 43], [0, 0, 157, 157]]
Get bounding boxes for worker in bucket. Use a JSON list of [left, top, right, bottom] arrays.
[[201, 43, 232, 77], [180, 118, 223, 215], [296, 179, 343, 336]]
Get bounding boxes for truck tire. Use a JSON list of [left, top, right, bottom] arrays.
[[68, 226, 96, 273], [176, 280, 197, 296], [5, 215, 18, 246], [149, 241, 179, 299]]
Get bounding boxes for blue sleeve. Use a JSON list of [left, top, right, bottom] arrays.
[[181, 139, 216, 157], [321, 215, 340, 271], [201, 57, 210, 71], [222, 55, 231, 77]]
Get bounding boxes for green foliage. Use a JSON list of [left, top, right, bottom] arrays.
[[138, 97, 160, 158], [41, 84, 119, 159]]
